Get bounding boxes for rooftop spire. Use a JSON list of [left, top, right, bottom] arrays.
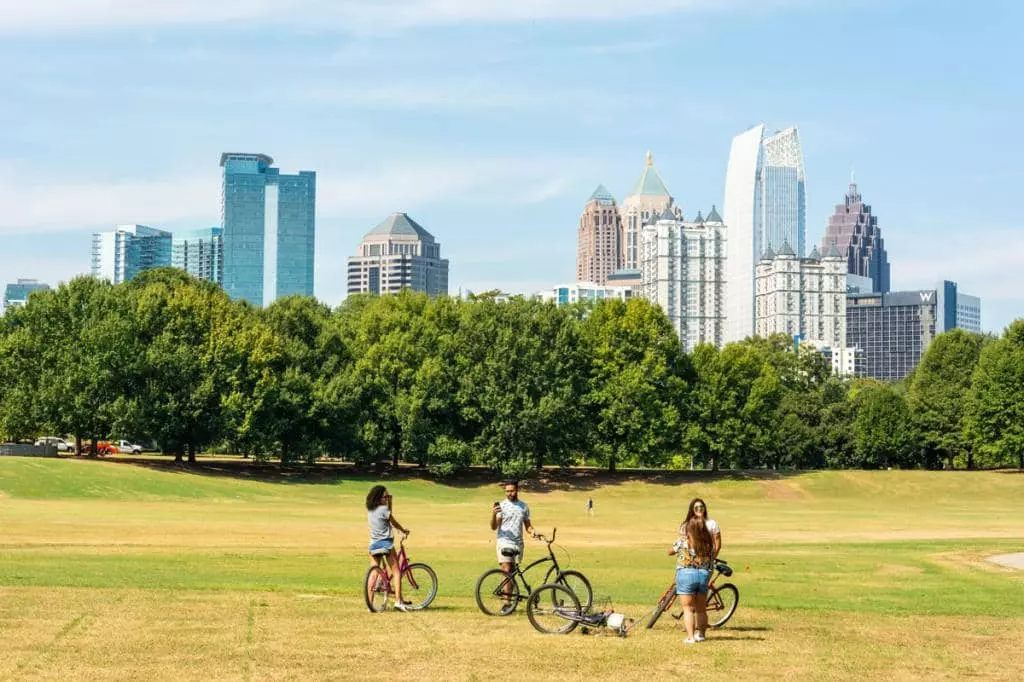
[[646, 150, 653, 167]]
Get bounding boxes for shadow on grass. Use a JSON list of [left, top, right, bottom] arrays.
[[78, 455, 821, 491]]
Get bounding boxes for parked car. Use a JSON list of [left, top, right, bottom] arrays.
[[115, 440, 143, 455], [34, 437, 74, 452]]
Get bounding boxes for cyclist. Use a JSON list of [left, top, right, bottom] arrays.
[[671, 497, 720, 643], [366, 485, 411, 612], [490, 480, 538, 576]]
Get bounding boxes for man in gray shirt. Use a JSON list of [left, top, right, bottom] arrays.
[[490, 480, 537, 571]]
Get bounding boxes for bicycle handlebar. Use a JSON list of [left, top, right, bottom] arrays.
[[535, 527, 557, 544]]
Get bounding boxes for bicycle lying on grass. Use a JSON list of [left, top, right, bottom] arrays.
[[646, 559, 739, 629], [364, 536, 438, 612], [474, 528, 593, 616]]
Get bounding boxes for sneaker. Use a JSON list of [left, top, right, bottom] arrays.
[[694, 633, 706, 642], [684, 637, 697, 644], [394, 602, 411, 612]]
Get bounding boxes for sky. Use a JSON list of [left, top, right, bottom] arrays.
[[0, 0, 1021, 332]]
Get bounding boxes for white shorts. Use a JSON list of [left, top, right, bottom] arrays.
[[496, 541, 523, 565]]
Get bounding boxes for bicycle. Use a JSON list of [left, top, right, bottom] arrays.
[[645, 559, 739, 629], [526, 586, 633, 636], [474, 528, 593, 616], [364, 536, 438, 612]]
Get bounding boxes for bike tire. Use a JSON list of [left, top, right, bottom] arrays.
[[526, 583, 581, 635], [551, 569, 593, 612], [475, 568, 520, 616], [402, 563, 438, 610], [707, 583, 739, 628], [364, 565, 389, 613], [646, 585, 675, 629]]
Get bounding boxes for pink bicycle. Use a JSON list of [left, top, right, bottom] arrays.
[[364, 537, 438, 612]]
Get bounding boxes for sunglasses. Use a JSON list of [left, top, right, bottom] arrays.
[[693, 504, 705, 510]]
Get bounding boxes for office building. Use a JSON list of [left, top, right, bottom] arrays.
[[347, 213, 449, 297], [820, 180, 890, 293], [220, 153, 316, 306], [620, 152, 681, 271], [640, 207, 727, 350], [540, 282, 633, 306], [172, 227, 223, 284], [723, 124, 807, 343], [91, 224, 172, 284], [3, 279, 50, 312], [755, 242, 847, 350], [845, 280, 978, 381], [576, 185, 623, 285], [956, 293, 982, 333]]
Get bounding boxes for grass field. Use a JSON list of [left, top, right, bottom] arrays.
[[1, 457, 1022, 681]]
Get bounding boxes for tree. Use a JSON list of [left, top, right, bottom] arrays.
[[581, 298, 687, 471], [966, 320, 1024, 469], [851, 383, 919, 469], [907, 329, 988, 469]]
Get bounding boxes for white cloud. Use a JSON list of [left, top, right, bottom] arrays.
[[0, 156, 587, 233], [0, 0, 814, 34]]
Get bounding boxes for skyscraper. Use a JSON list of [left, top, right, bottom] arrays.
[[220, 153, 316, 306], [723, 124, 807, 342], [347, 213, 449, 297], [3, 279, 50, 312], [821, 181, 890, 294], [172, 227, 223, 284], [640, 207, 727, 351], [576, 185, 622, 285], [91, 224, 172, 284], [619, 152, 680, 271]]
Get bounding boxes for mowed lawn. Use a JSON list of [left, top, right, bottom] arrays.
[[1, 459, 1022, 681]]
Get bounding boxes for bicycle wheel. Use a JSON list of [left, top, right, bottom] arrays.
[[707, 583, 739, 628], [475, 568, 520, 616], [646, 585, 676, 629], [527, 583, 581, 634], [401, 563, 438, 610], [551, 570, 593, 612], [364, 565, 390, 613]]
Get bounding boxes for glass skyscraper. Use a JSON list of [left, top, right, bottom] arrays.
[[172, 227, 223, 284], [723, 124, 807, 343], [220, 153, 316, 306], [91, 224, 173, 284]]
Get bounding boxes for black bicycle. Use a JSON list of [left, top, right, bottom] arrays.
[[474, 528, 593, 616]]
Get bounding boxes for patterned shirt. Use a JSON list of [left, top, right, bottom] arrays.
[[496, 499, 530, 545]]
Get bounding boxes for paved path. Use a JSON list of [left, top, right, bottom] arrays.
[[987, 552, 1024, 570]]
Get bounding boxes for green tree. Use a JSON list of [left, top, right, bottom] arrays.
[[907, 329, 988, 469], [966, 320, 1024, 469], [581, 298, 687, 471], [851, 383, 919, 469]]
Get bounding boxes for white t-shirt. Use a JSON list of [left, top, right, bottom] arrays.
[[368, 505, 392, 542], [496, 499, 530, 545]]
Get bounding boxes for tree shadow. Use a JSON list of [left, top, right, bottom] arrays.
[[84, 456, 824, 490]]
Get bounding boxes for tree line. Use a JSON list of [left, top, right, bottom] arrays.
[[0, 268, 1021, 473]]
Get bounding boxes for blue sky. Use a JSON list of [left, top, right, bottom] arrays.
[[0, 0, 1021, 332]]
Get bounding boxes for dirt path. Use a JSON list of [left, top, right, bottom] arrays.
[[987, 552, 1024, 570]]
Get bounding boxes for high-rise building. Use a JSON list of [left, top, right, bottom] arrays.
[[220, 153, 316, 306], [620, 152, 681, 271], [956, 293, 982, 333], [3, 278, 50, 312], [172, 227, 223, 284], [540, 282, 633, 306], [845, 280, 978, 381], [723, 124, 807, 343], [755, 242, 847, 350], [91, 224, 172, 284], [821, 181, 890, 294], [640, 207, 727, 351], [576, 185, 623, 285], [347, 213, 449, 297]]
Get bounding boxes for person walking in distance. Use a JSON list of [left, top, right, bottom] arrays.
[[366, 485, 411, 612], [586, 497, 594, 516], [490, 480, 537, 600], [671, 498, 721, 643]]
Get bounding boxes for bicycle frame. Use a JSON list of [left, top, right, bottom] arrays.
[[372, 538, 421, 592], [501, 531, 561, 601], [647, 560, 734, 628]]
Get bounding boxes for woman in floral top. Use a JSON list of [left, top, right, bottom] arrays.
[[670, 498, 720, 643]]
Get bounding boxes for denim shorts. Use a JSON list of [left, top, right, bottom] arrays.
[[675, 567, 710, 595], [368, 538, 394, 556]]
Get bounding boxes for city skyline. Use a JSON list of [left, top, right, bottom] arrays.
[[1, 1, 1021, 332]]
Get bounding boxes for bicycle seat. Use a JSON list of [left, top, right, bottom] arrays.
[[716, 562, 733, 577], [500, 548, 520, 558]]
